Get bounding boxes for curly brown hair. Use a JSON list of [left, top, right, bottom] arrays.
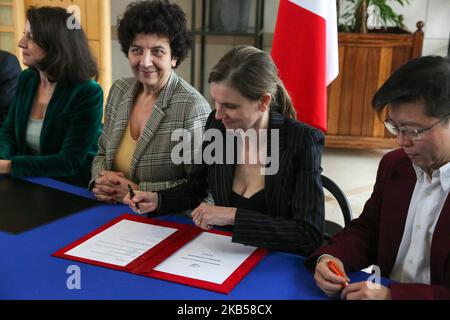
[[117, 0, 191, 68]]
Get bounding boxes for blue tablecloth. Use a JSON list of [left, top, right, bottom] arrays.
[[0, 176, 390, 300]]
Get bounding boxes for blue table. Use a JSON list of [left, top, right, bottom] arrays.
[[0, 177, 389, 300]]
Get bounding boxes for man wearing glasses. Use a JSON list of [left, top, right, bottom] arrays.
[[306, 55, 450, 300]]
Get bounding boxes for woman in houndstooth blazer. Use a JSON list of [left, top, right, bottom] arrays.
[[90, 1, 211, 203]]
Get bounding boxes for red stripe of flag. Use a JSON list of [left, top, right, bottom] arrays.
[[272, 0, 328, 132]]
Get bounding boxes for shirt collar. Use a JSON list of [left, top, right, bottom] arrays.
[[413, 162, 450, 191]]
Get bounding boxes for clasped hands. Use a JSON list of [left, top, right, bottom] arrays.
[[92, 171, 138, 204], [123, 190, 237, 230]]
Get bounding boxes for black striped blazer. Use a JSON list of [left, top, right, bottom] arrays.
[[158, 110, 325, 255]]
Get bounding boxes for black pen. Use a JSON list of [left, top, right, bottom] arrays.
[[127, 184, 141, 214]]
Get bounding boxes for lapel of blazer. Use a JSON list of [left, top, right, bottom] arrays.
[[130, 71, 178, 178], [214, 121, 235, 206], [430, 192, 450, 284], [17, 70, 39, 153], [216, 160, 234, 206], [378, 158, 416, 274], [106, 78, 140, 170], [39, 80, 64, 152], [264, 111, 286, 202]]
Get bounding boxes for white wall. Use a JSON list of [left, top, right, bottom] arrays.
[[344, 0, 450, 56], [400, 0, 450, 56]]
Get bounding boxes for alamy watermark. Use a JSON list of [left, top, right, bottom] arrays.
[[366, 265, 382, 290], [66, 265, 81, 290], [66, 5, 81, 30], [367, 5, 383, 30], [171, 125, 280, 175]]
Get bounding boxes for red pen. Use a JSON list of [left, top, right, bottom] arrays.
[[327, 260, 349, 287]]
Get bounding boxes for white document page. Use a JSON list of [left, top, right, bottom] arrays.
[[65, 220, 178, 267], [153, 232, 257, 284]]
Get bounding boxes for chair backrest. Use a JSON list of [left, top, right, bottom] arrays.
[[321, 174, 353, 240]]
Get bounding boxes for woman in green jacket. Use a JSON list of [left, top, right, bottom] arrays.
[[0, 7, 103, 187]]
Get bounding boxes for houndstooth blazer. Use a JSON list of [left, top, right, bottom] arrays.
[[90, 71, 211, 191]]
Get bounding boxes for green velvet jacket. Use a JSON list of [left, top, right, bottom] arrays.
[[0, 69, 103, 187]]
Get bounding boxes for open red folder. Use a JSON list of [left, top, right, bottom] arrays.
[[53, 214, 267, 294]]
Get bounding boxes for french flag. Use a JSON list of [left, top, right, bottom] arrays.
[[272, 0, 339, 132]]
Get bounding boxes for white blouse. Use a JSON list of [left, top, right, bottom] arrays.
[[25, 117, 44, 155]]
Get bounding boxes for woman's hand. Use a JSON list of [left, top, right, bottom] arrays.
[[123, 190, 159, 214], [191, 203, 237, 230], [0, 160, 11, 174], [92, 171, 137, 203]]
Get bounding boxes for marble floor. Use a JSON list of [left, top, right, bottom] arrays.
[[321, 147, 392, 226]]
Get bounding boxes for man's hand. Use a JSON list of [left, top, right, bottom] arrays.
[[341, 282, 391, 300], [314, 256, 350, 297]]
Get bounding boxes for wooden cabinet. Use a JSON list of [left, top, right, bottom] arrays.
[[0, 0, 111, 103], [325, 23, 424, 149]]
